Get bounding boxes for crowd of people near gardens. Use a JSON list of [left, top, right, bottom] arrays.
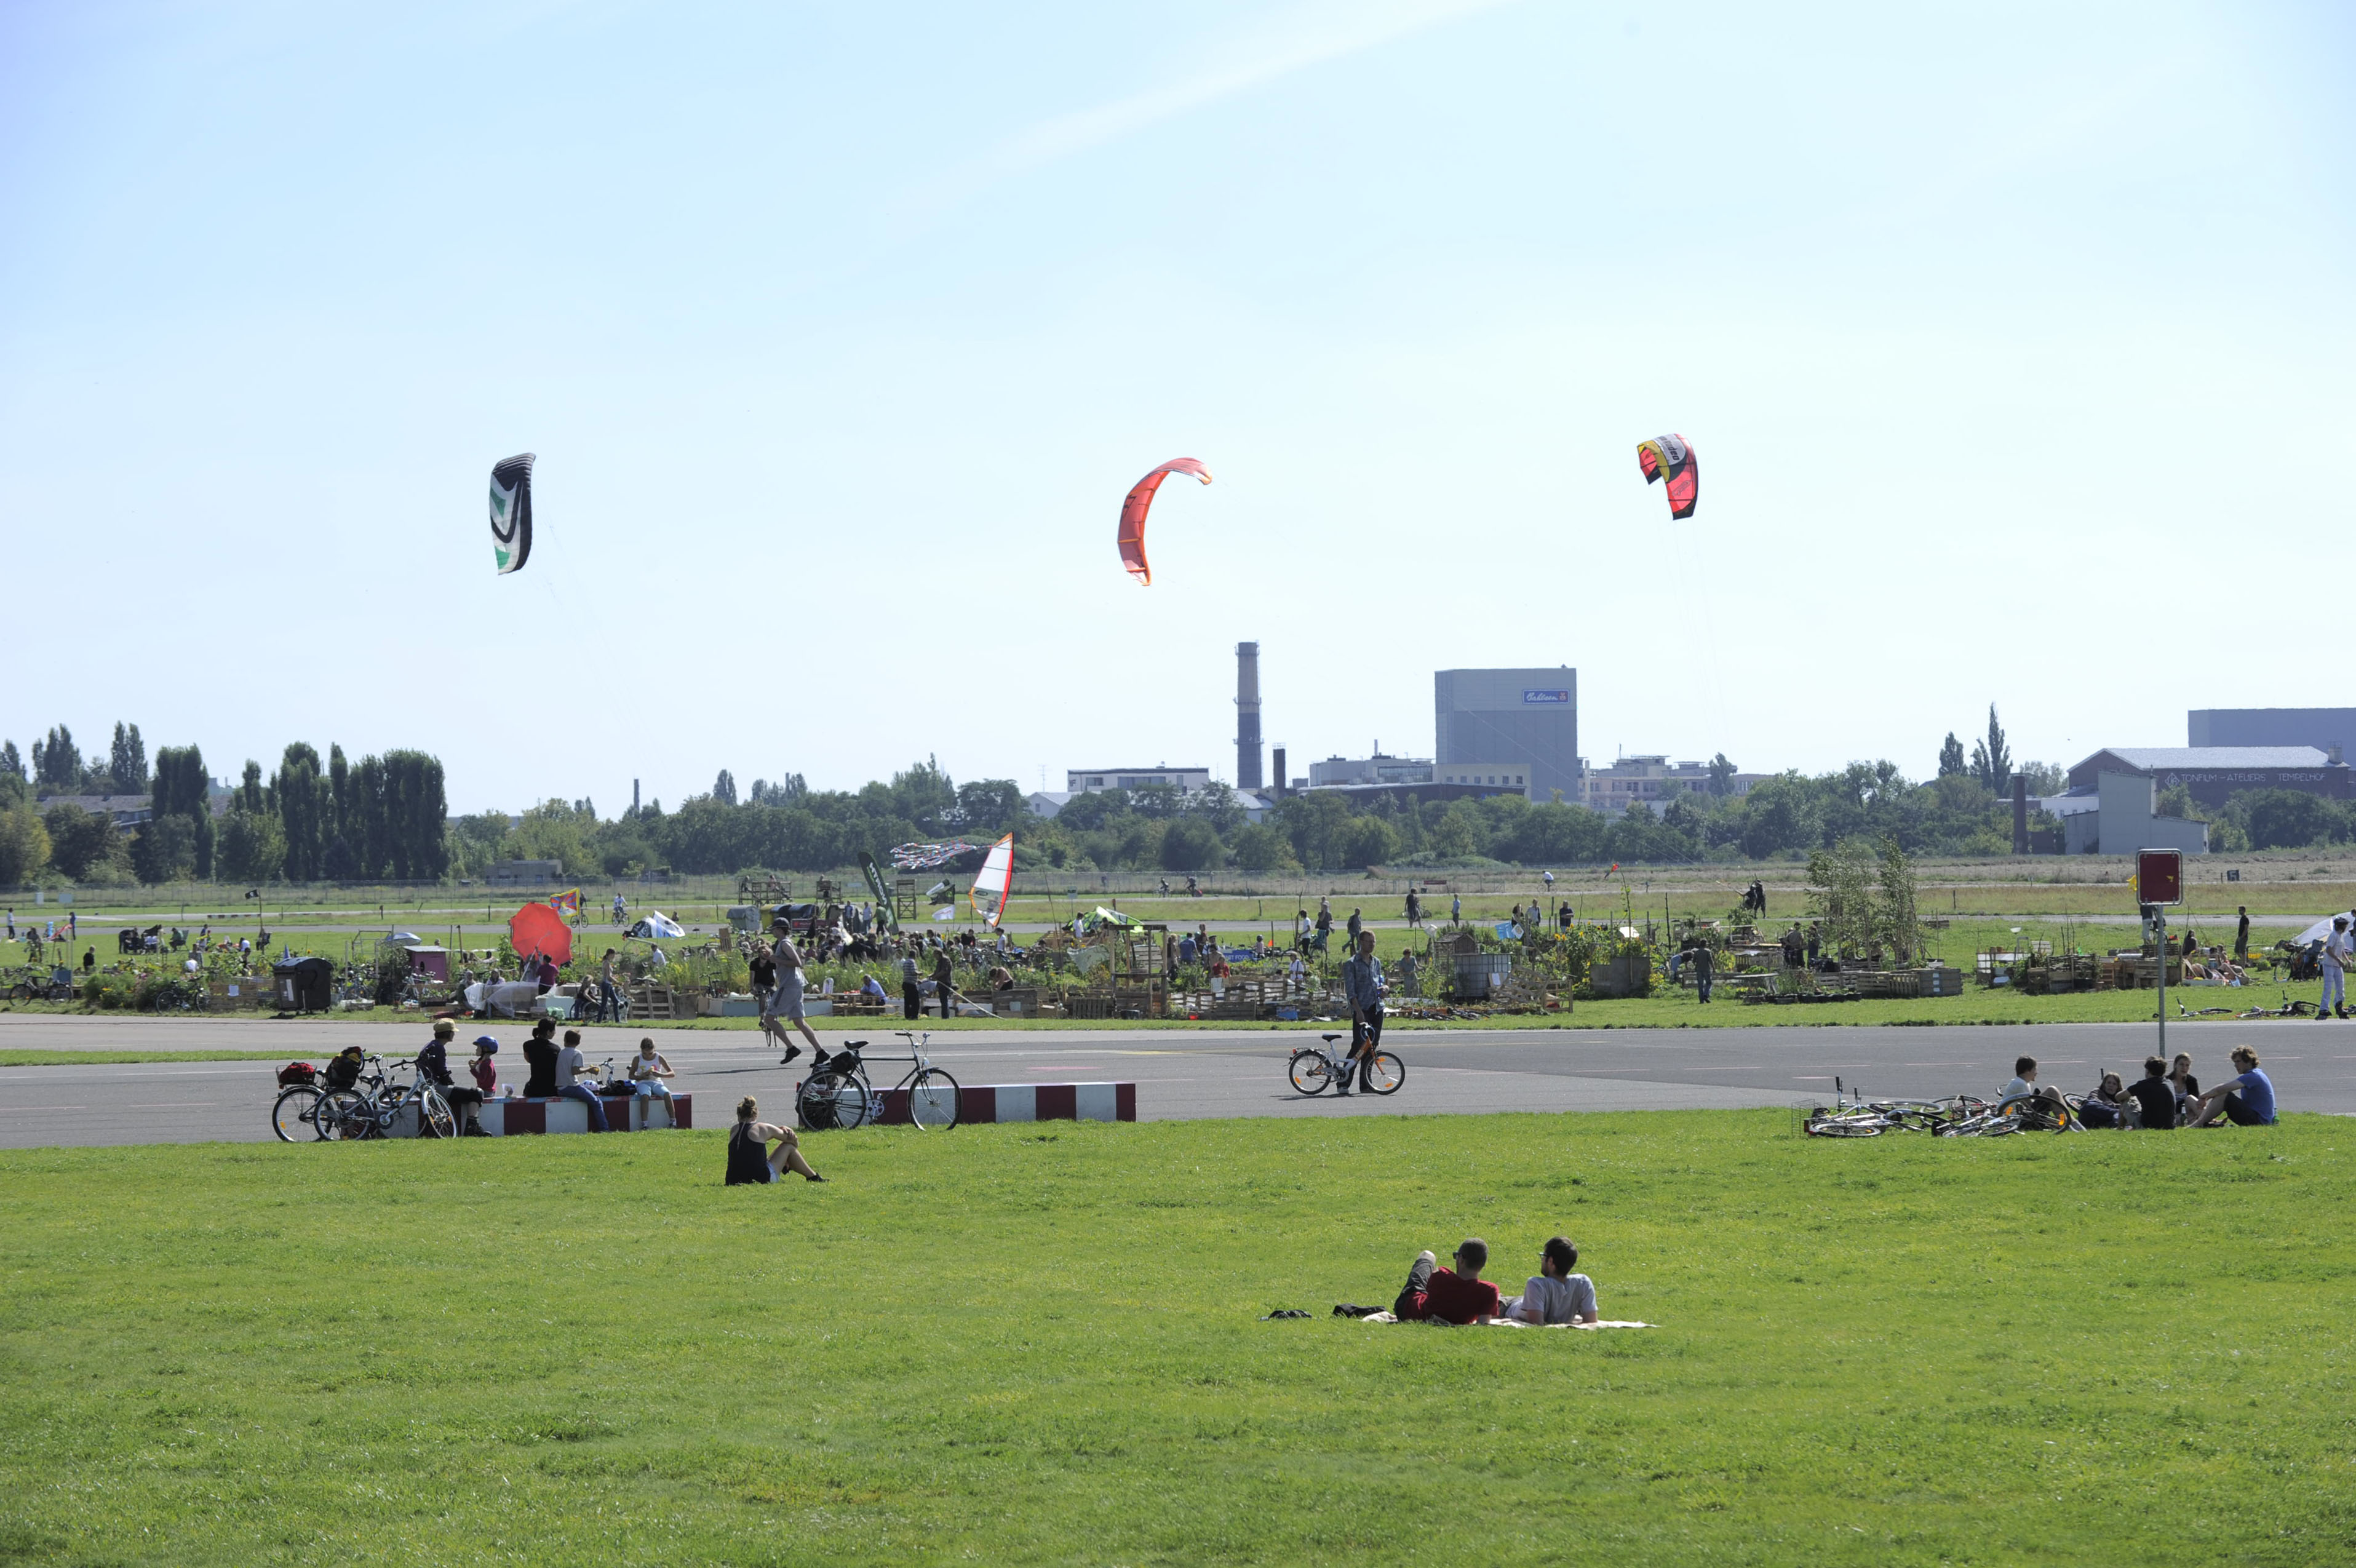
[[2005, 1047, 2277, 1127]]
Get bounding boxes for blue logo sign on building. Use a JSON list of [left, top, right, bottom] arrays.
[[1522, 689, 1572, 704]]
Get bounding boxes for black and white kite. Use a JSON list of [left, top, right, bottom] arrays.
[[488, 453, 536, 575]]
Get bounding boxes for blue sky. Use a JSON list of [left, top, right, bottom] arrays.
[[3, 1, 2350, 813]]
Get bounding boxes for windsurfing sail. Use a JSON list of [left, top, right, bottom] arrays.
[[968, 833, 1014, 928], [1117, 458, 1212, 586], [489, 453, 536, 574], [1636, 434, 1698, 520]]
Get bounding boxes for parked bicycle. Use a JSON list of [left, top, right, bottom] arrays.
[[316, 1054, 457, 1140], [795, 1032, 963, 1131], [1287, 1032, 1404, 1097], [4, 965, 76, 1003]]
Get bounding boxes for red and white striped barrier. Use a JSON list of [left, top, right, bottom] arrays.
[[870, 1082, 1135, 1126], [474, 1094, 692, 1136]]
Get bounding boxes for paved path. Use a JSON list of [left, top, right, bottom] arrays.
[[4, 1014, 2352, 1148]]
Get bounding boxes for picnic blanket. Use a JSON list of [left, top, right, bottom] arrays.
[[1358, 1313, 1652, 1329]]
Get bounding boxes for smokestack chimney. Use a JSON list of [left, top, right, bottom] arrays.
[[2012, 775, 2028, 855], [1235, 642, 1264, 790], [1271, 746, 1287, 800]]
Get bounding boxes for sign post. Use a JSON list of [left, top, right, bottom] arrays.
[[2138, 848, 2184, 1059]]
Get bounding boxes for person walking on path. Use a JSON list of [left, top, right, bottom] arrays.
[[1451, 892, 1462, 926], [766, 922, 824, 1066], [900, 945, 921, 1019], [1339, 929, 1387, 1094], [1314, 900, 1334, 955], [1689, 934, 1714, 1004], [2234, 907, 2250, 963]]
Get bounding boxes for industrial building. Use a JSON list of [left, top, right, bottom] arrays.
[[1434, 668, 1580, 803], [1308, 751, 1434, 788], [2061, 747, 2352, 811], [2189, 707, 2356, 755]]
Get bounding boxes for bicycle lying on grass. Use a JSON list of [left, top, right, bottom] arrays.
[[1287, 1033, 1404, 1097], [1804, 1077, 2077, 1138], [795, 1032, 963, 1131]]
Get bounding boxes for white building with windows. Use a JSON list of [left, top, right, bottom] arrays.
[[1578, 756, 1765, 817], [1065, 765, 1212, 794]]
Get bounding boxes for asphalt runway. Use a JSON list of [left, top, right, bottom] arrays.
[[4, 1013, 2351, 1148]]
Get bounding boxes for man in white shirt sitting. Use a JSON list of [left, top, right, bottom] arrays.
[[1500, 1236, 1600, 1325]]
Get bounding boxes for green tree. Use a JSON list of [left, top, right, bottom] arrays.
[[31, 726, 79, 790], [239, 760, 265, 815], [0, 806, 50, 885], [1876, 835, 1921, 965], [218, 810, 287, 883], [1968, 705, 2012, 795], [42, 804, 129, 882], [1159, 817, 1225, 872], [130, 816, 197, 883], [1806, 838, 1877, 961], [1936, 733, 1966, 778], [1227, 821, 1299, 871], [274, 744, 327, 880], [712, 769, 738, 806], [108, 723, 146, 794], [1707, 753, 1738, 797]]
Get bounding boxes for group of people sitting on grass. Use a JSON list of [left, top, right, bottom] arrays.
[[1368, 1235, 1601, 1326], [2004, 1048, 2275, 1128]]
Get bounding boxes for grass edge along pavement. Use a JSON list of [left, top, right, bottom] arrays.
[[1, 1110, 2350, 1566]]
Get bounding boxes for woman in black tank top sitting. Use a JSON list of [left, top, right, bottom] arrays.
[[726, 1096, 826, 1185]]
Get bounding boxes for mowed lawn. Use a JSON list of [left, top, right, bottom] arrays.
[[0, 1113, 2349, 1566]]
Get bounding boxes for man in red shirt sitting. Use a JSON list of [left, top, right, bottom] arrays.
[[1394, 1239, 1501, 1324]]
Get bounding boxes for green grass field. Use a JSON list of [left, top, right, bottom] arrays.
[[1, 1111, 2347, 1565]]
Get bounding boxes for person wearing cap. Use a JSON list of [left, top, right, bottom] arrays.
[[417, 1019, 487, 1135]]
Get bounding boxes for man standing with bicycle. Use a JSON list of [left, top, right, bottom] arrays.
[[1340, 929, 1386, 1096]]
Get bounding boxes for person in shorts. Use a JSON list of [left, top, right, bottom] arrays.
[[626, 1037, 679, 1123], [2187, 1046, 2277, 1127], [766, 921, 826, 1067], [1500, 1236, 1600, 1325]]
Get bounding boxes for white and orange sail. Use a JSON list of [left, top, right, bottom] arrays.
[[968, 834, 1015, 928]]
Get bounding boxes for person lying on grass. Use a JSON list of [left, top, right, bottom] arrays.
[[1499, 1236, 1600, 1326], [725, 1096, 826, 1185], [1393, 1239, 1500, 1324], [2186, 1046, 2277, 1128]]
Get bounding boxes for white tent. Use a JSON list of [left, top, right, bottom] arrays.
[[2293, 912, 2356, 948]]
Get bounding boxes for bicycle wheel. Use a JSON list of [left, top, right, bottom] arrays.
[[834, 1075, 874, 1129], [907, 1068, 961, 1130], [1287, 1051, 1332, 1095], [8, 982, 33, 1002], [1805, 1116, 1884, 1137], [1363, 1051, 1405, 1096], [796, 1072, 858, 1131], [271, 1084, 322, 1142], [417, 1088, 455, 1140], [316, 1088, 368, 1141]]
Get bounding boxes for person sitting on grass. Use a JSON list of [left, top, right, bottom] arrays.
[[725, 1096, 826, 1184], [2168, 1053, 2200, 1110], [2078, 1070, 2130, 1129], [1999, 1056, 2041, 1105], [2187, 1046, 2277, 1127], [2125, 1056, 2178, 1130], [1500, 1236, 1601, 1325], [1393, 1239, 1500, 1325]]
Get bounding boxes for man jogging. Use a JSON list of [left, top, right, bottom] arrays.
[[1339, 929, 1386, 1095]]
